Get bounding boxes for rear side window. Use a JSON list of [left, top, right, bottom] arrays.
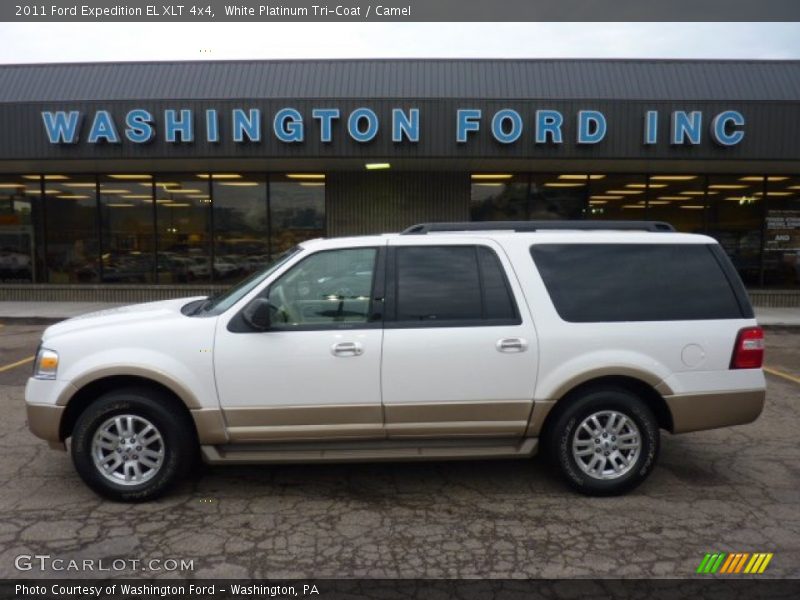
[[529, 243, 746, 322], [393, 245, 519, 326]]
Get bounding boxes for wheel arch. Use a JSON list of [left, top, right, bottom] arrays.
[[59, 375, 199, 442], [540, 375, 674, 441]]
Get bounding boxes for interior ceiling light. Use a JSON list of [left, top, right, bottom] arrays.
[[99, 189, 131, 194], [23, 174, 69, 180], [558, 174, 606, 180], [471, 174, 513, 180], [286, 173, 326, 180], [108, 174, 152, 180], [198, 173, 242, 179], [680, 205, 704, 209], [605, 190, 643, 195], [300, 182, 326, 187], [365, 163, 391, 170], [650, 175, 698, 181], [220, 182, 259, 187], [164, 189, 203, 194], [105, 203, 135, 208], [121, 195, 153, 200], [0, 183, 24, 188], [709, 184, 748, 189], [544, 182, 584, 187], [589, 195, 623, 200], [63, 183, 97, 188], [622, 204, 646, 209]]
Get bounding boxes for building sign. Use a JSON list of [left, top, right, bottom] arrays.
[[40, 107, 746, 148], [766, 210, 800, 252]]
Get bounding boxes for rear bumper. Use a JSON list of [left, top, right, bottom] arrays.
[[665, 389, 766, 434]]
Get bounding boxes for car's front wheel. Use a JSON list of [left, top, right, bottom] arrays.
[[547, 386, 660, 496], [71, 388, 194, 502]]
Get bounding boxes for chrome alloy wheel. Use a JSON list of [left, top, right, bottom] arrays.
[[91, 415, 164, 486], [571, 410, 641, 480]]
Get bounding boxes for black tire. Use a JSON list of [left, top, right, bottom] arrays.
[[71, 387, 195, 502], [546, 386, 660, 496]]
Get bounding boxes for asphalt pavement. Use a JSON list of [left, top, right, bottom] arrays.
[[0, 322, 798, 579]]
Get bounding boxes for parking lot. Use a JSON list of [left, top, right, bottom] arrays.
[[0, 322, 798, 579]]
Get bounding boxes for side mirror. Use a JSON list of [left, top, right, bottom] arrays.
[[241, 298, 275, 331]]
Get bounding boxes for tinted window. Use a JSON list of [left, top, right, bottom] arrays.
[[530, 243, 744, 322], [395, 245, 518, 324], [478, 246, 517, 320]]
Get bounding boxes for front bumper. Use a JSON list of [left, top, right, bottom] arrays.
[[26, 403, 65, 444], [665, 389, 766, 434]]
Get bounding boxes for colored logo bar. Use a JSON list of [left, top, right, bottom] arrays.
[[697, 552, 773, 574]]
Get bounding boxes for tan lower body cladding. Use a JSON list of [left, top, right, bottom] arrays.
[[665, 389, 766, 434], [219, 400, 535, 443]]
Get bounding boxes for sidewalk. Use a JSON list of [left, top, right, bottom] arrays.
[[0, 301, 798, 325]]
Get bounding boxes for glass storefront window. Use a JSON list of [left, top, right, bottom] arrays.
[[211, 174, 269, 283], [155, 175, 211, 284], [44, 175, 99, 283], [707, 175, 764, 287], [529, 174, 588, 220], [0, 176, 34, 282], [646, 174, 706, 233], [764, 176, 800, 288], [269, 175, 325, 257], [99, 175, 155, 283], [470, 174, 529, 220], [587, 174, 647, 220]]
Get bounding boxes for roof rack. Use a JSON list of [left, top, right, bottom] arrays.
[[400, 221, 675, 235]]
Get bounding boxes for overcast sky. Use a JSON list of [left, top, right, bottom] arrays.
[[1, 22, 799, 63]]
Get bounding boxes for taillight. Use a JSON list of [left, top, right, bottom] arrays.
[[731, 326, 765, 369]]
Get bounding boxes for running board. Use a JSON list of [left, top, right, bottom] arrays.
[[201, 437, 538, 465]]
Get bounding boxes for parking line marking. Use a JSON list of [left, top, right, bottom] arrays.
[[764, 366, 800, 386], [0, 355, 34, 373]]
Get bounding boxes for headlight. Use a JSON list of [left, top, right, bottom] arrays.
[[33, 347, 59, 380]]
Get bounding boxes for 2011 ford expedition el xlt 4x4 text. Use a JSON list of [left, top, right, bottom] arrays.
[[25, 221, 766, 501]]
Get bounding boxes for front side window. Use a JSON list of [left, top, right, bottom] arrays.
[[266, 247, 378, 328], [393, 245, 519, 326]]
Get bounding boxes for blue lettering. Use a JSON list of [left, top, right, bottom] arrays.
[[124, 109, 154, 144], [456, 109, 481, 143], [87, 111, 120, 144], [206, 109, 219, 143], [644, 110, 658, 145], [41, 111, 81, 144], [491, 109, 523, 144], [273, 108, 304, 143], [577, 110, 606, 144], [711, 110, 745, 146], [164, 109, 194, 143], [232, 109, 261, 143], [312, 109, 339, 143], [536, 110, 563, 144], [392, 108, 419, 143], [671, 111, 702, 145], [348, 108, 379, 143]]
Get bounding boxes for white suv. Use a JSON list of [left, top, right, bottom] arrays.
[[25, 221, 766, 501]]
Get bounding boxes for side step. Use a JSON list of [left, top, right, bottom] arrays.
[[201, 437, 538, 465]]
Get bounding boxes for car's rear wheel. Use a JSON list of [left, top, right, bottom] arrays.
[[71, 388, 194, 502], [547, 387, 660, 496]]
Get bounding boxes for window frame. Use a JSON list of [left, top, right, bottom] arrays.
[[384, 244, 522, 329]]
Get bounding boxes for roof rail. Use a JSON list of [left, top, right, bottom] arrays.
[[400, 221, 675, 235]]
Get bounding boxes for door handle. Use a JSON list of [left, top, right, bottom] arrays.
[[496, 337, 528, 353], [331, 341, 364, 357]]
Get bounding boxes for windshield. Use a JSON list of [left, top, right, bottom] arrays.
[[192, 246, 302, 316]]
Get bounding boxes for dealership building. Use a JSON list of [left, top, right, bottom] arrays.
[[0, 58, 799, 303]]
